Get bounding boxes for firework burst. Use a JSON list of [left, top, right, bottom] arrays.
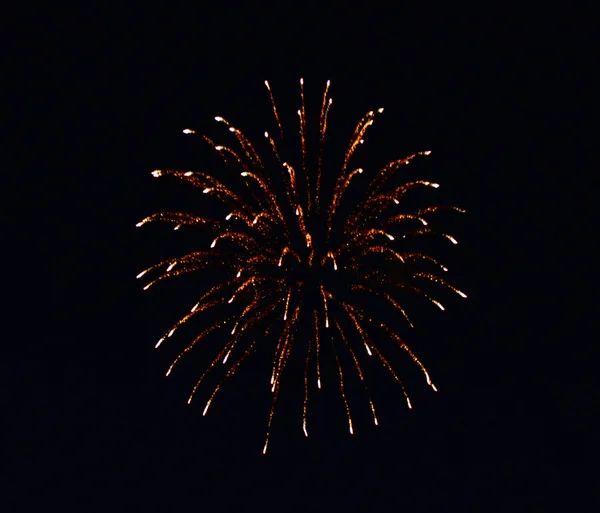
[[137, 79, 466, 453]]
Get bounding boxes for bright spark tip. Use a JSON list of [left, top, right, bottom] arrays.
[[214, 116, 223, 122], [184, 171, 193, 176], [378, 107, 384, 113], [182, 128, 194, 134], [202, 188, 211, 193]]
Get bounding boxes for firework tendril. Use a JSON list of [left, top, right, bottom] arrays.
[[137, 80, 466, 453]]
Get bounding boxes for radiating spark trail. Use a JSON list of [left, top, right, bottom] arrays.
[[371, 346, 412, 409], [283, 288, 291, 320], [316, 80, 331, 211], [414, 272, 467, 298], [203, 340, 257, 416], [263, 380, 280, 454], [313, 310, 322, 389], [264, 80, 283, 139], [335, 321, 378, 425], [320, 286, 330, 328], [380, 324, 438, 391], [303, 337, 311, 437], [299, 79, 310, 212], [332, 333, 353, 435], [138, 78, 465, 453]]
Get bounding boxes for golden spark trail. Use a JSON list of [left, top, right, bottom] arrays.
[[303, 337, 311, 437], [189, 304, 277, 405], [283, 288, 291, 321], [264, 306, 300, 454], [414, 272, 467, 298], [403, 253, 449, 272], [320, 286, 330, 328], [263, 381, 280, 455], [407, 285, 446, 311], [351, 245, 406, 265], [316, 80, 331, 211], [371, 346, 413, 409], [313, 310, 322, 389], [351, 284, 414, 328], [367, 152, 423, 197], [202, 340, 257, 417], [214, 116, 263, 167], [272, 305, 300, 389], [264, 80, 283, 139], [166, 323, 223, 376], [335, 321, 378, 425], [339, 302, 373, 356], [299, 79, 310, 211], [332, 333, 353, 435], [380, 324, 437, 392], [240, 171, 288, 230], [323, 97, 332, 138], [264, 131, 283, 165]]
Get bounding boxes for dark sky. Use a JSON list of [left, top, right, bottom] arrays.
[[4, 4, 596, 511]]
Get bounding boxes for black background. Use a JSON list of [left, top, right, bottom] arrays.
[[4, 4, 596, 511]]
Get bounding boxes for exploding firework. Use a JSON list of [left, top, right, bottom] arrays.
[[137, 79, 466, 453]]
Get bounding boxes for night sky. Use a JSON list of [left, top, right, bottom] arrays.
[[4, 5, 596, 511]]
